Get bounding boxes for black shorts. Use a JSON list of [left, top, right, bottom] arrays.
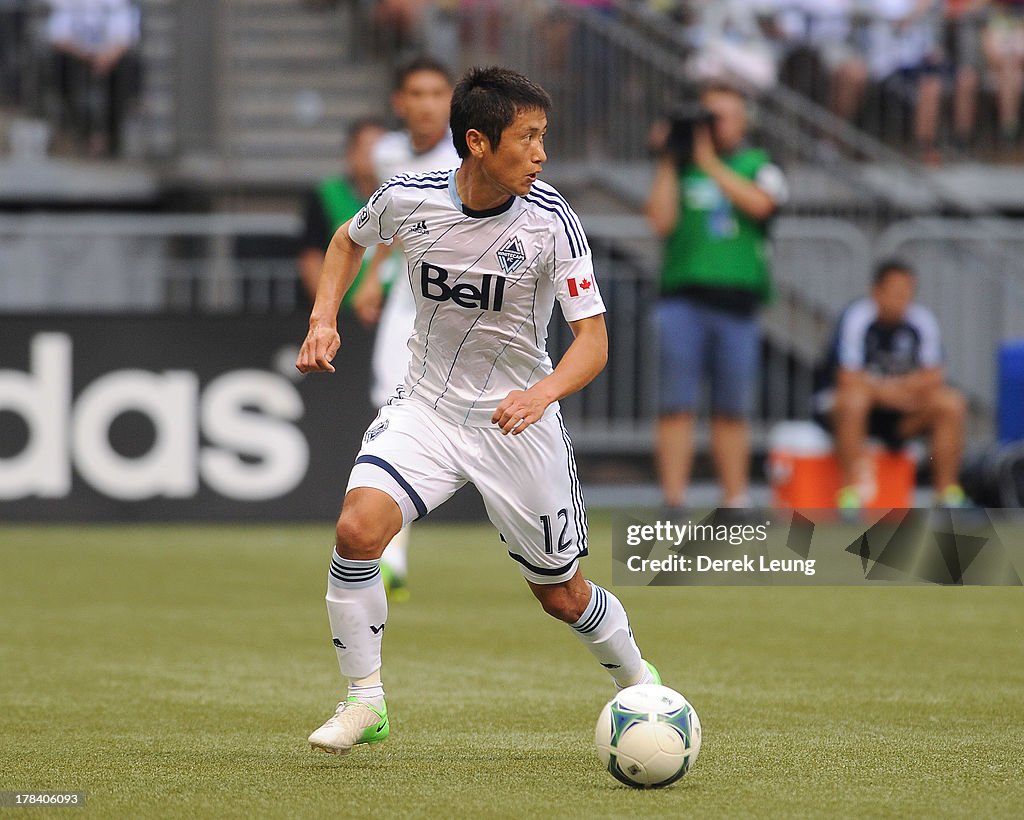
[[815, 408, 907, 452]]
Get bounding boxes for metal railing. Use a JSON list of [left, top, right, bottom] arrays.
[[0, 213, 301, 311], [3, 212, 1016, 449]]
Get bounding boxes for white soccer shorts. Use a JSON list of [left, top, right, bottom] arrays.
[[346, 398, 589, 584]]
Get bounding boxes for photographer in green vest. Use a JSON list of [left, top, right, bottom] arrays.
[[646, 84, 788, 509], [298, 118, 386, 306]]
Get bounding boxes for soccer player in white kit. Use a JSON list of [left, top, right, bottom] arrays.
[[352, 56, 461, 600], [298, 66, 660, 755]]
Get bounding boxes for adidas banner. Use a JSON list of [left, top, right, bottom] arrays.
[[0, 314, 482, 521]]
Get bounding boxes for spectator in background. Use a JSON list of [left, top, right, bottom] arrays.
[[814, 259, 967, 509], [983, 0, 1024, 149], [297, 118, 387, 305], [646, 84, 788, 509], [47, 0, 141, 158], [766, 0, 869, 123], [370, 0, 433, 55], [683, 0, 779, 91], [863, 0, 945, 164], [944, 0, 990, 151]]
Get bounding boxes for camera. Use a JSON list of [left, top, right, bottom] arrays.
[[663, 102, 716, 166]]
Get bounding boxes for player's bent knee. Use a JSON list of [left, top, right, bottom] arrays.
[[334, 494, 402, 560], [334, 516, 385, 560]]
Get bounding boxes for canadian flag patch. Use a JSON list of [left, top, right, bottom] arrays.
[[567, 277, 592, 298]]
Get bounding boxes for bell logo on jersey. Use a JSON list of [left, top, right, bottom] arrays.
[[567, 277, 592, 297], [420, 262, 505, 311]]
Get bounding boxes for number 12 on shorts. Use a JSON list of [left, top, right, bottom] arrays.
[[540, 508, 571, 554]]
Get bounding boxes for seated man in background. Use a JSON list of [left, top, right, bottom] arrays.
[[47, 0, 141, 157], [815, 259, 968, 508]]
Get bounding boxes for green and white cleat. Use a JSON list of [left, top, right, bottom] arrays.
[[836, 486, 863, 522], [643, 660, 662, 686], [380, 562, 410, 603], [308, 697, 389, 755]]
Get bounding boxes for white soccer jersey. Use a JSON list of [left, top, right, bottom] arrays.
[[349, 169, 606, 427], [372, 130, 460, 183], [837, 298, 943, 372]]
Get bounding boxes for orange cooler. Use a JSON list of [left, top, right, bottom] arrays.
[[768, 422, 915, 508]]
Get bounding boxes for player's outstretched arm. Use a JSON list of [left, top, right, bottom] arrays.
[[296, 220, 367, 374], [492, 314, 608, 436]]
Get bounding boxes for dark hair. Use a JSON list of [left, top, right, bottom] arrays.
[[344, 117, 385, 150], [449, 66, 552, 159], [872, 258, 916, 286], [394, 54, 453, 92]]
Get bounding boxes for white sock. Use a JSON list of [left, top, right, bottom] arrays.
[[380, 526, 410, 578], [723, 493, 750, 508], [348, 670, 385, 710], [325, 549, 387, 707], [628, 661, 655, 689], [569, 582, 645, 688]]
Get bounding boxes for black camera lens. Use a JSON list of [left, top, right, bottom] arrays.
[[664, 102, 715, 166]]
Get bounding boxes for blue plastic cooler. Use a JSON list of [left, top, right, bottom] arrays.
[[997, 339, 1024, 443]]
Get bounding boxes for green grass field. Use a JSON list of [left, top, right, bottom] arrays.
[[2, 518, 1022, 819]]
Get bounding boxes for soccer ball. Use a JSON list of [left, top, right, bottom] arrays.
[[594, 683, 701, 788]]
